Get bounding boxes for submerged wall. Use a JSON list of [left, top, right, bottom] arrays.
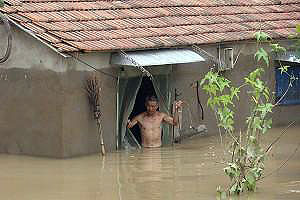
[[0, 26, 117, 157]]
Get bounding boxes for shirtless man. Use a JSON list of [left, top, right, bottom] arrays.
[[127, 96, 183, 148]]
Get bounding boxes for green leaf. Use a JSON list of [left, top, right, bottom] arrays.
[[246, 173, 255, 185], [202, 84, 210, 94], [262, 118, 272, 134], [248, 68, 264, 82], [266, 118, 272, 128], [199, 79, 205, 87], [238, 147, 247, 157], [230, 87, 240, 100], [255, 48, 269, 66], [257, 103, 273, 118], [224, 166, 233, 179], [254, 79, 265, 93], [218, 107, 234, 131], [203, 84, 218, 96], [220, 95, 232, 106], [229, 183, 238, 195], [217, 78, 231, 92], [252, 167, 263, 179], [207, 97, 211, 106], [263, 87, 270, 101], [270, 43, 286, 53], [246, 116, 252, 124], [278, 65, 290, 74], [208, 72, 219, 84], [254, 31, 271, 42], [246, 173, 256, 191], [0, 0, 4, 7], [252, 116, 262, 131], [224, 163, 241, 181], [244, 77, 251, 84], [247, 145, 256, 158], [240, 181, 246, 193], [296, 24, 300, 33], [249, 135, 257, 144], [200, 75, 208, 86]]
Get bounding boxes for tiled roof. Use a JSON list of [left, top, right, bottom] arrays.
[[1, 0, 300, 53]]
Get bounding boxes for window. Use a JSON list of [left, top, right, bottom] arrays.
[[275, 63, 300, 105]]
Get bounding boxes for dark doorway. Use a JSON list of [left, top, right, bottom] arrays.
[[128, 77, 156, 144]]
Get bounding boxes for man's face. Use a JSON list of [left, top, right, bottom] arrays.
[[146, 100, 158, 115]]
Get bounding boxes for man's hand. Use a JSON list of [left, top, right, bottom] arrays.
[[127, 120, 132, 129], [127, 119, 138, 129], [171, 100, 183, 126], [175, 100, 184, 110]]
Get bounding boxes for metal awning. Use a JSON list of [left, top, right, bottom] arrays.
[[274, 50, 300, 63], [110, 49, 205, 66]]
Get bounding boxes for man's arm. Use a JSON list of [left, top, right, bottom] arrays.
[[163, 112, 179, 126], [163, 101, 183, 126], [127, 115, 140, 128]]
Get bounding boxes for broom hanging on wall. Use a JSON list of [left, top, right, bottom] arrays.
[[86, 75, 105, 156]]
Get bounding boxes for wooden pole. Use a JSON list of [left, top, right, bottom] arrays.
[[97, 118, 105, 156]]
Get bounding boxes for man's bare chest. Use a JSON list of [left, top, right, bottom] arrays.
[[139, 114, 163, 128]]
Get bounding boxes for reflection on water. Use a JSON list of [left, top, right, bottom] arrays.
[[1, 127, 300, 200]]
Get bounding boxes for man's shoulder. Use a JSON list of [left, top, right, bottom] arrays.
[[157, 112, 168, 118], [136, 113, 145, 118], [158, 111, 168, 115]]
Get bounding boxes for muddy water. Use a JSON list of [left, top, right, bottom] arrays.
[[1, 127, 300, 200]]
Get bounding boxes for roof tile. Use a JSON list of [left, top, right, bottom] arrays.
[[36, 32, 61, 43], [20, 22, 46, 33], [1, 0, 299, 52]]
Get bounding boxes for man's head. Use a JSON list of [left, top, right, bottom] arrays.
[[145, 96, 159, 115]]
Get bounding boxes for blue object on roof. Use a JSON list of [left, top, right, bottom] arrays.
[[110, 48, 205, 66]]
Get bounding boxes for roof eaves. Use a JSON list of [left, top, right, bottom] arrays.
[[7, 16, 71, 57]]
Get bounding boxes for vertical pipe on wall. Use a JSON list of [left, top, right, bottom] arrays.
[[116, 75, 120, 150], [170, 64, 175, 144]]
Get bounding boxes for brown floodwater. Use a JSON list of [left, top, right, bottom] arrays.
[[1, 126, 300, 200]]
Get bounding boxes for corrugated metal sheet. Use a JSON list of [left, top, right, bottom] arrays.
[[111, 49, 205, 66], [275, 51, 300, 63]]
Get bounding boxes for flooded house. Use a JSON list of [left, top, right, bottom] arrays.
[[0, 0, 300, 158]]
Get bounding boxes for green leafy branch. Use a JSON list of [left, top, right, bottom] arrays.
[[200, 71, 239, 134], [202, 31, 298, 198]]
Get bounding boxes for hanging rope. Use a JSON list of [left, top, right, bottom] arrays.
[[67, 53, 117, 79], [196, 81, 204, 120], [119, 50, 152, 77], [0, 13, 12, 63]]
